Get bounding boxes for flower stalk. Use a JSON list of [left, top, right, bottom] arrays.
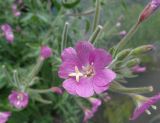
[[89, 25, 103, 44], [92, 0, 100, 31], [110, 82, 153, 94], [2, 65, 13, 84], [13, 70, 22, 90], [115, 22, 140, 51], [61, 22, 69, 53], [27, 57, 44, 84], [28, 88, 51, 94]]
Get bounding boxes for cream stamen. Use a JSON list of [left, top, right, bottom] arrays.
[[69, 66, 83, 82], [145, 110, 151, 115], [151, 105, 157, 110]]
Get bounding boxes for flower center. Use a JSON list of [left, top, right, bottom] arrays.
[[17, 93, 24, 101], [69, 64, 95, 82], [82, 64, 95, 77]]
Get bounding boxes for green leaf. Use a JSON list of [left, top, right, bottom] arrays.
[[62, 0, 80, 9]]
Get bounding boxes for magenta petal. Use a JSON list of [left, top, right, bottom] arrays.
[[93, 84, 108, 94], [59, 48, 82, 79], [58, 61, 80, 79], [75, 41, 94, 65], [89, 49, 112, 71], [130, 104, 149, 120], [0, 112, 11, 123], [76, 78, 94, 98], [63, 78, 77, 95], [61, 47, 78, 62], [93, 69, 116, 87]]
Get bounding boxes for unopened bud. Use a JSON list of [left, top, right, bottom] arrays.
[[126, 58, 140, 68], [131, 45, 155, 55], [138, 0, 160, 23], [132, 65, 146, 73], [40, 45, 52, 60], [116, 49, 131, 60], [50, 87, 63, 94]]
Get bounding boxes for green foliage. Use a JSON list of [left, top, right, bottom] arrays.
[[104, 96, 133, 123]]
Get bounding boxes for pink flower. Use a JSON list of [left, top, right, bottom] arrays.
[[88, 97, 102, 112], [12, 4, 21, 17], [12, 0, 23, 17], [130, 93, 160, 120], [119, 30, 127, 37], [59, 41, 116, 97], [50, 87, 63, 94], [1, 24, 14, 43], [83, 98, 101, 122], [138, 0, 160, 23], [8, 91, 29, 109], [132, 65, 146, 73], [40, 45, 52, 60], [0, 112, 11, 123], [83, 108, 94, 122]]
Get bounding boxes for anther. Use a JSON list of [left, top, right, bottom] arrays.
[[151, 105, 157, 110]]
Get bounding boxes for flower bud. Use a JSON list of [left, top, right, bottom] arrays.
[[138, 0, 160, 23], [132, 65, 146, 73], [126, 58, 140, 68], [116, 49, 131, 60], [50, 87, 63, 94], [40, 45, 52, 60], [131, 45, 155, 55]]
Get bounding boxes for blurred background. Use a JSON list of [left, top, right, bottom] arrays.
[[0, 0, 160, 123]]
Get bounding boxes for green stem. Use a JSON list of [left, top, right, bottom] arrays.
[[2, 65, 13, 84], [61, 22, 69, 53], [42, 11, 64, 44], [27, 57, 44, 83], [92, 0, 100, 31], [28, 77, 39, 86], [110, 82, 153, 94], [74, 97, 84, 109], [13, 70, 22, 89], [115, 22, 140, 51], [0, 33, 3, 37], [28, 88, 51, 93], [35, 98, 52, 104], [89, 25, 103, 44], [106, 58, 117, 69], [66, 9, 95, 16]]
